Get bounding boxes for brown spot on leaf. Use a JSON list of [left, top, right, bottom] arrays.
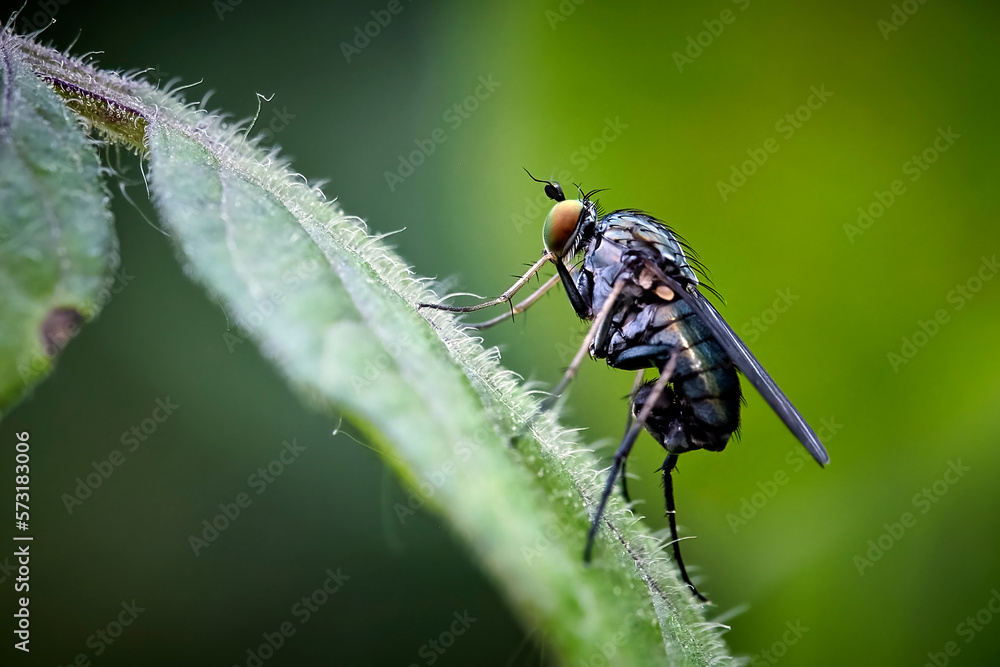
[[40, 307, 84, 357]]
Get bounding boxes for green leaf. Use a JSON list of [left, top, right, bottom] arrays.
[[9, 34, 733, 665], [0, 35, 117, 417]]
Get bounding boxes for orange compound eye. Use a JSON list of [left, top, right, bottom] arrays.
[[543, 199, 585, 258]]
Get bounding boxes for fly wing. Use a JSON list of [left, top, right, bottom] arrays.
[[650, 266, 830, 466]]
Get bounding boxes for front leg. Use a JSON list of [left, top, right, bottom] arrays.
[[584, 362, 674, 562], [420, 251, 554, 313], [555, 258, 591, 319], [540, 277, 627, 412]]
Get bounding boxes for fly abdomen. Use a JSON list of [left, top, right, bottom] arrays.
[[678, 359, 740, 400], [634, 365, 740, 454], [681, 372, 741, 447], [676, 337, 741, 449], [608, 299, 718, 375]]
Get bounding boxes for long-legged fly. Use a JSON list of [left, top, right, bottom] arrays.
[[421, 172, 829, 601]]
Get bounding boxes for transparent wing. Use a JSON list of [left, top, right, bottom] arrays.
[[653, 268, 830, 466]]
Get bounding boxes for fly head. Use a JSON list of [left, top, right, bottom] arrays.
[[525, 169, 598, 261]]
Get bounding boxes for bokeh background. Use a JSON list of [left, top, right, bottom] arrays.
[[4, 0, 1000, 665]]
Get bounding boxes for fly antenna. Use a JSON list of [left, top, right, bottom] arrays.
[[523, 168, 565, 202]]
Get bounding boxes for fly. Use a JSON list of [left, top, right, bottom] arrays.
[[420, 172, 830, 601]]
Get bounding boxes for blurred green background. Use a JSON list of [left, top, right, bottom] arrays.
[[4, 0, 1000, 665]]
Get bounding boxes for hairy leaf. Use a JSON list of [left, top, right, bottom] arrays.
[[8, 33, 732, 665], [0, 35, 117, 417]]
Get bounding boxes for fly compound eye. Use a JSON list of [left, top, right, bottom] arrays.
[[543, 199, 585, 258]]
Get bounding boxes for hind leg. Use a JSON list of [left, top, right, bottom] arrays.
[[662, 452, 707, 602], [619, 370, 646, 503], [584, 355, 676, 562]]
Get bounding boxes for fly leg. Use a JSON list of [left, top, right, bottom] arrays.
[[584, 356, 675, 562], [662, 453, 708, 602], [418, 252, 554, 313], [540, 277, 627, 412], [464, 273, 561, 330], [619, 370, 646, 503]]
